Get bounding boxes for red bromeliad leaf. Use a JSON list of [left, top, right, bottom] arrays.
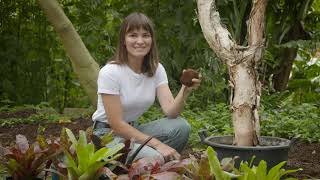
[[6, 148, 23, 162], [150, 161, 161, 174], [16, 135, 29, 153], [1, 134, 62, 179], [159, 159, 191, 173], [128, 156, 164, 178], [183, 154, 214, 180], [150, 171, 182, 180]]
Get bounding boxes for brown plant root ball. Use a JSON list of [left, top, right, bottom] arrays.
[[180, 69, 199, 87]]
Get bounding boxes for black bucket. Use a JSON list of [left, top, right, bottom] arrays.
[[198, 130, 293, 168]]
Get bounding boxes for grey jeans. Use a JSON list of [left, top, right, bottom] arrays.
[[93, 117, 191, 161]]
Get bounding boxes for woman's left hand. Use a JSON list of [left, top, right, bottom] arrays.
[[183, 74, 202, 95]]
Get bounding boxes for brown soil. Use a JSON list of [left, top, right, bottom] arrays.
[[0, 109, 319, 179]]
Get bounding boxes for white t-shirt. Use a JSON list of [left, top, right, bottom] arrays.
[[92, 63, 168, 123]]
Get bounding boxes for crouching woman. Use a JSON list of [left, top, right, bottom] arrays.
[[92, 12, 201, 162]]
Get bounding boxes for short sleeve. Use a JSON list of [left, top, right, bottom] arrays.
[[154, 63, 168, 87], [97, 64, 120, 95]]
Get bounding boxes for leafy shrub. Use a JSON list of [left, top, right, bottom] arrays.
[[0, 104, 93, 126], [140, 97, 320, 148], [260, 102, 320, 142], [0, 134, 61, 179]]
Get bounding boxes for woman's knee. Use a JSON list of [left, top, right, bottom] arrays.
[[168, 117, 191, 138]]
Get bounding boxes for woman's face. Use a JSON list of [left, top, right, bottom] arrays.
[[125, 28, 152, 60]]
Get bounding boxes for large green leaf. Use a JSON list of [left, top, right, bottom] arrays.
[[64, 150, 80, 176], [256, 160, 267, 179], [207, 146, 228, 180], [102, 143, 124, 162], [78, 161, 107, 180], [266, 161, 285, 180], [76, 143, 90, 174], [65, 128, 77, 146]]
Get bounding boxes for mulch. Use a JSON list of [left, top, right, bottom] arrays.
[[0, 109, 319, 179]]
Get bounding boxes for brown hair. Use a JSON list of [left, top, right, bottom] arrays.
[[110, 12, 159, 77]]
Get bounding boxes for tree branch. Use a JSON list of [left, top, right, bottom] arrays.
[[248, 0, 268, 46], [197, 0, 236, 65]]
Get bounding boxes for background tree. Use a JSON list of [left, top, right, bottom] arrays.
[[267, 0, 313, 91], [38, 0, 99, 107]]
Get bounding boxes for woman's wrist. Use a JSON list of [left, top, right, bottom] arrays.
[[181, 85, 191, 99], [149, 138, 162, 149]]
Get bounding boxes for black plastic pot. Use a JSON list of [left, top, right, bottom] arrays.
[[198, 130, 293, 168]]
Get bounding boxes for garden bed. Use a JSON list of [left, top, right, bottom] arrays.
[[0, 109, 319, 179]]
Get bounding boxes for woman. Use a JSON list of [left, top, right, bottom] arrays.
[[92, 12, 201, 162]]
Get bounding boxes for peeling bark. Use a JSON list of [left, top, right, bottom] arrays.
[[38, 0, 99, 107], [197, 0, 267, 146]]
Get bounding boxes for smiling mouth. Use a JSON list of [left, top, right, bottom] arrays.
[[134, 48, 147, 51]]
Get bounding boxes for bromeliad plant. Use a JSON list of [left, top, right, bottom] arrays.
[[235, 157, 302, 180], [182, 146, 240, 179], [54, 128, 124, 180], [101, 146, 239, 180], [0, 134, 61, 180]]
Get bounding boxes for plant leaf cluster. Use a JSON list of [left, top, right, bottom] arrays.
[[0, 134, 61, 179]]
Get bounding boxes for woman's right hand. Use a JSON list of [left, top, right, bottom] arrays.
[[154, 143, 181, 161]]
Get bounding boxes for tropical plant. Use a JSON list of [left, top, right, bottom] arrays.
[[235, 158, 301, 180], [0, 134, 61, 179], [100, 146, 239, 180], [54, 128, 124, 180]]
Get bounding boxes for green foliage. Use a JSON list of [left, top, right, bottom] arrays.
[[0, 0, 91, 110], [260, 102, 320, 142], [287, 47, 320, 104], [58, 128, 124, 180], [206, 147, 239, 180], [0, 104, 94, 127], [235, 159, 301, 180], [140, 94, 320, 148], [1, 0, 229, 109]]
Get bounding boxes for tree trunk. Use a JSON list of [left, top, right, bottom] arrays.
[[230, 62, 260, 146], [197, 0, 267, 146], [272, 48, 297, 91], [38, 0, 99, 107], [273, 22, 310, 91]]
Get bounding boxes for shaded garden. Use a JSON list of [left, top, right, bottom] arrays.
[[0, 0, 319, 179]]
